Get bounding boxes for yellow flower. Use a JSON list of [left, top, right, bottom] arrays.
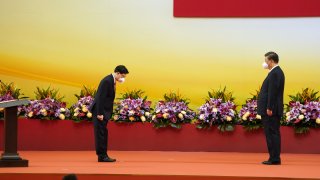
[[242, 116, 247, 121], [74, 107, 79, 112], [256, 115, 261, 120], [113, 115, 119, 121], [152, 115, 156, 120], [145, 112, 150, 117], [298, 115, 304, 120], [73, 112, 79, 117], [140, 116, 146, 122], [244, 111, 250, 117], [82, 107, 88, 113], [286, 112, 290, 117], [60, 108, 66, 112], [163, 113, 169, 119], [129, 116, 135, 121], [28, 112, 33, 118], [178, 113, 184, 119], [212, 108, 218, 113], [226, 116, 232, 121], [181, 111, 187, 115], [59, 114, 65, 120], [87, 112, 92, 118], [316, 118, 320, 124], [0, 108, 4, 112]]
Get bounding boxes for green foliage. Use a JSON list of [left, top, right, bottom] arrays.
[[163, 91, 189, 104], [119, 89, 147, 100], [75, 85, 97, 99], [289, 88, 319, 104], [0, 81, 27, 99], [34, 86, 64, 101], [206, 86, 235, 102], [249, 87, 261, 101]]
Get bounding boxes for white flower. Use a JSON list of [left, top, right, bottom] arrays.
[[181, 111, 187, 115], [73, 112, 79, 117], [212, 108, 218, 113], [199, 114, 205, 120], [286, 115, 291, 121], [128, 110, 135, 116], [87, 112, 92, 118], [145, 112, 150, 117], [140, 116, 146, 122], [286, 112, 291, 117], [230, 109, 234, 114], [156, 110, 160, 113], [256, 115, 261, 120], [152, 115, 156, 120], [28, 112, 33, 118], [60, 108, 66, 112], [178, 113, 184, 119], [59, 114, 65, 120], [244, 111, 250, 117], [226, 116, 232, 121], [298, 115, 304, 120], [74, 107, 79, 112], [316, 118, 320, 124]]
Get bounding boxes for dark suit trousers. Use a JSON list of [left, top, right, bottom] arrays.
[[262, 115, 281, 162], [93, 112, 111, 157]]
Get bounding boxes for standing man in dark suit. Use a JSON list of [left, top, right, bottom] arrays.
[[258, 52, 285, 165], [89, 65, 129, 162]]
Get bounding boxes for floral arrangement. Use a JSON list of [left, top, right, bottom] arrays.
[[23, 98, 70, 120], [238, 89, 262, 131], [70, 96, 94, 122], [70, 86, 96, 122], [21, 86, 70, 120], [284, 88, 320, 134], [197, 87, 237, 132], [113, 89, 152, 123], [151, 91, 195, 129], [0, 81, 27, 119]]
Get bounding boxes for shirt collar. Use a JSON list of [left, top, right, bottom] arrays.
[[269, 64, 279, 72], [112, 73, 116, 84]]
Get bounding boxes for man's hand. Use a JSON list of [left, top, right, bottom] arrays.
[[97, 115, 104, 121], [267, 109, 273, 116]]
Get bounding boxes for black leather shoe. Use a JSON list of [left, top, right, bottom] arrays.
[[98, 156, 116, 162], [262, 160, 281, 165]]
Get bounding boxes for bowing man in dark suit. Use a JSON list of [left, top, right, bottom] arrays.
[[89, 65, 129, 162], [258, 52, 285, 165]]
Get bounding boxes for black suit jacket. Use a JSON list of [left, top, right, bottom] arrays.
[[89, 74, 115, 119], [257, 66, 285, 116]]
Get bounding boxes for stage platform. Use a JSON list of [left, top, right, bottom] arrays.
[[0, 151, 319, 180]]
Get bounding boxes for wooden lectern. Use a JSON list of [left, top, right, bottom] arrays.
[[0, 99, 29, 167]]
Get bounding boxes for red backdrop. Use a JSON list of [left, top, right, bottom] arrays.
[[174, 0, 320, 17]]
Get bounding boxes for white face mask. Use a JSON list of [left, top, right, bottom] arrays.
[[118, 78, 125, 83], [262, 62, 269, 69]]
